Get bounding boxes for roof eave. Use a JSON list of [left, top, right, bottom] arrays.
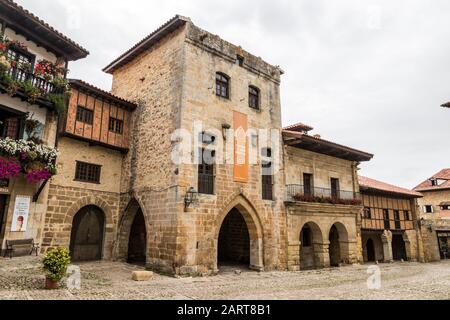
[[103, 15, 189, 74], [69, 79, 137, 110], [1, 0, 89, 60], [283, 130, 374, 162], [360, 186, 423, 199]]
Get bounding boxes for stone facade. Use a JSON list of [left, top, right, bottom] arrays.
[[416, 189, 450, 262], [283, 145, 363, 271], [108, 20, 285, 275], [41, 137, 124, 259]]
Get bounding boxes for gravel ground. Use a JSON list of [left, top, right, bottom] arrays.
[[0, 256, 449, 300]]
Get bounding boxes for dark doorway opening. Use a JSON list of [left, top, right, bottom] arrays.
[[127, 209, 147, 265], [437, 232, 450, 260], [392, 234, 407, 261], [329, 225, 341, 267], [70, 206, 105, 262], [218, 208, 250, 268], [366, 238, 376, 262]]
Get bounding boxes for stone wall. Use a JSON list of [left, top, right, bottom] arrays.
[[110, 25, 187, 274], [284, 146, 358, 192], [173, 21, 286, 274], [417, 190, 450, 261], [41, 137, 124, 258]]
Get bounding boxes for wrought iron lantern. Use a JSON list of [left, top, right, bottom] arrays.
[[184, 187, 198, 210]]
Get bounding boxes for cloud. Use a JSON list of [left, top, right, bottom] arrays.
[[16, 0, 450, 188]]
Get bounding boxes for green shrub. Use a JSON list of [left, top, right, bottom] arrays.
[[46, 91, 70, 114], [42, 247, 71, 282]]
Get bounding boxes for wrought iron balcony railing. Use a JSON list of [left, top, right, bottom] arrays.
[[286, 184, 361, 205]]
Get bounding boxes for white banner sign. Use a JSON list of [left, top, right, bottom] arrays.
[[11, 195, 31, 232]]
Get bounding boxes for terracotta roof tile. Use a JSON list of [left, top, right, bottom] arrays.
[[283, 122, 314, 132], [414, 168, 450, 192], [359, 176, 422, 198]]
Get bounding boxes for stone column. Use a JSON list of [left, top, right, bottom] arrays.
[[287, 241, 301, 271], [314, 241, 330, 268], [249, 238, 264, 271], [381, 230, 393, 263], [343, 239, 359, 264]]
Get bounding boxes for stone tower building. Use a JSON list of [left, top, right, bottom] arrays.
[[103, 16, 286, 275]]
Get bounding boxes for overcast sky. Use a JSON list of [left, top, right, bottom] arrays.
[[17, 0, 450, 189]]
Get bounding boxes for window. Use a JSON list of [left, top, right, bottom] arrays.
[[424, 205, 434, 214], [383, 209, 390, 230], [394, 210, 401, 230], [0, 107, 25, 140], [237, 55, 244, 67], [261, 148, 273, 200], [331, 178, 340, 199], [7, 46, 34, 82], [363, 207, 372, 219], [442, 205, 450, 211], [75, 161, 101, 183], [76, 106, 93, 125], [404, 211, 411, 221], [301, 227, 312, 247], [109, 117, 124, 134], [431, 179, 438, 186], [303, 173, 314, 197], [249, 86, 260, 110], [198, 148, 215, 195], [216, 72, 229, 99]]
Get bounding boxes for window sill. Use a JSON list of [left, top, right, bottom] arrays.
[[73, 179, 101, 185]]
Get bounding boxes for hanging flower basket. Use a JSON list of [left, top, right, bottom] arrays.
[[0, 156, 21, 179], [0, 138, 58, 184]]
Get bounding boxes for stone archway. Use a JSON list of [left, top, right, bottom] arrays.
[[64, 196, 114, 260], [300, 222, 324, 270], [215, 195, 264, 272], [328, 222, 350, 266], [218, 208, 250, 267], [69, 205, 105, 262], [115, 198, 148, 264]]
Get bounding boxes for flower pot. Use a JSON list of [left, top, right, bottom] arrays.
[[45, 277, 59, 290]]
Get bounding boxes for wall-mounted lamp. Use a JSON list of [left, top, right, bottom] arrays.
[[222, 123, 231, 140], [184, 187, 198, 211]]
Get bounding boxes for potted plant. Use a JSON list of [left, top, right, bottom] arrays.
[[42, 247, 71, 290]]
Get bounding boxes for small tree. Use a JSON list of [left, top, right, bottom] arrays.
[[42, 247, 71, 282]]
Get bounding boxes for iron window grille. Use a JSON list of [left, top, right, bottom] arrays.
[[75, 161, 101, 184], [76, 106, 93, 125], [109, 117, 124, 134]]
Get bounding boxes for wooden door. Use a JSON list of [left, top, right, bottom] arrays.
[[70, 206, 104, 262]]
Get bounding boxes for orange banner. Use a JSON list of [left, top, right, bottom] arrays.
[[233, 111, 248, 183]]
